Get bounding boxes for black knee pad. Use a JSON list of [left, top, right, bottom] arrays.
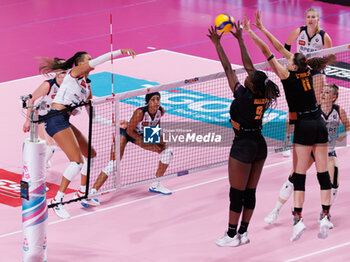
[[229, 187, 244, 213], [317, 171, 331, 190], [288, 173, 294, 184], [293, 173, 306, 191], [243, 188, 256, 210], [332, 166, 339, 188]]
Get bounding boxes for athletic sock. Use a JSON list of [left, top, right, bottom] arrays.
[[238, 221, 249, 234], [227, 224, 237, 238], [274, 201, 283, 212]]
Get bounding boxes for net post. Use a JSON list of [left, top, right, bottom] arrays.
[[22, 106, 48, 262]]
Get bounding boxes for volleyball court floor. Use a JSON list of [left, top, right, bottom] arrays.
[[0, 50, 350, 262]]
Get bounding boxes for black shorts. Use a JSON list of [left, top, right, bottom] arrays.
[[45, 110, 71, 137], [230, 134, 267, 163], [120, 128, 136, 143], [293, 116, 328, 146]]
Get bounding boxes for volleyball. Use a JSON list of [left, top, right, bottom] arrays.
[[215, 14, 235, 34]]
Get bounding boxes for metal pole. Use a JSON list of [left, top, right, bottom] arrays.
[[22, 104, 47, 262]]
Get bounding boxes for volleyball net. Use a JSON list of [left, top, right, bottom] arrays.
[[85, 44, 350, 196]]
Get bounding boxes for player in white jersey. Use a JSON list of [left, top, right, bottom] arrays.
[[285, 8, 332, 101], [39, 49, 136, 218], [82, 92, 174, 207], [23, 64, 66, 168], [282, 8, 332, 157], [264, 84, 350, 226]]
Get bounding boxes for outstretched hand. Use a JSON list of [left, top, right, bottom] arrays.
[[231, 20, 243, 39], [253, 10, 264, 30], [207, 26, 223, 46], [242, 14, 251, 32], [121, 49, 136, 58]]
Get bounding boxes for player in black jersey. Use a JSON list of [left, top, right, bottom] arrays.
[[207, 21, 280, 247], [244, 11, 335, 241]]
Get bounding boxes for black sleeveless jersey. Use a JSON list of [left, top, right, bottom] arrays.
[[230, 82, 267, 135], [281, 70, 318, 113]]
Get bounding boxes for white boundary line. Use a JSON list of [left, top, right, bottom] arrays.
[[0, 49, 240, 86], [0, 158, 292, 239], [284, 242, 350, 262]]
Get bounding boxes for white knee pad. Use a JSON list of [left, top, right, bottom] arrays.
[[160, 147, 173, 164], [81, 157, 88, 176], [330, 188, 338, 205], [102, 160, 117, 177], [81, 156, 96, 176], [279, 179, 294, 200], [63, 162, 83, 181]]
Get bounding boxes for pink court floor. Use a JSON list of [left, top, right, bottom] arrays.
[[1, 1, 350, 261]]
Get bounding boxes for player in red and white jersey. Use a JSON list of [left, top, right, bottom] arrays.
[[82, 92, 174, 208], [39, 49, 136, 218], [23, 63, 67, 168]]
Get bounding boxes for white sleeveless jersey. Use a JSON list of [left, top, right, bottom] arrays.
[[321, 105, 341, 153], [296, 26, 325, 55], [134, 105, 164, 135], [52, 70, 91, 114], [37, 78, 60, 116]]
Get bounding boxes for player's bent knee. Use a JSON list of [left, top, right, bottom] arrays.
[[243, 188, 256, 209], [160, 147, 173, 164], [230, 187, 244, 213], [293, 173, 306, 191], [102, 160, 117, 177], [317, 171, 331, 190], [63, 162, 83, 181]]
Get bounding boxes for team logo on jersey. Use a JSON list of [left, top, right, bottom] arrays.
[[299, 40, 306, 46], [315, 38, 319, 42], [81, 80, 86, 88], [143, 125, 161, 143]]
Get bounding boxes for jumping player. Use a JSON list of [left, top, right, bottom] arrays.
[[40, 48, 136, 218], [282, 8, 332, 157], [265, 84, 350, 224], [207, 21, 280, 247], [245, 11, 335, 241]]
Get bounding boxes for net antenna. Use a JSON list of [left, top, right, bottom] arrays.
[[109, 13, 120, 190]]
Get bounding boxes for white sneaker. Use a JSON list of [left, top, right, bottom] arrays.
[[81, 198, 100, 208], [73, 190, 85, 199], [290, 218, 306, 242], [282, 150, 291, 157], [239, 232, 250, 245], [318, 212, 333, 229], [49, 198, 70, 219], [215, 232, 240, 247], [149, 182, 172, 195], [264, 209, 279, 224], [318, 216, 332, 239]]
